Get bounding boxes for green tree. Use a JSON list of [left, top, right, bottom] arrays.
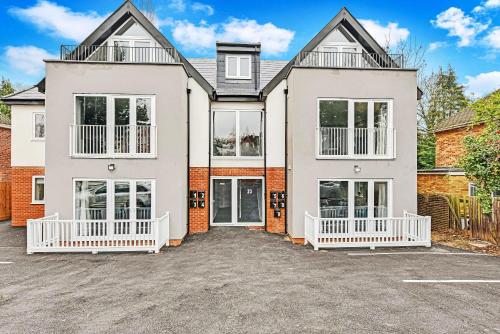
[[0, 77, 15, 118], [417, 66, 470, 169], [460, 90, 500, 213]]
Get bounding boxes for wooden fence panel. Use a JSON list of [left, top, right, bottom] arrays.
[[0, 181, 11, 221]]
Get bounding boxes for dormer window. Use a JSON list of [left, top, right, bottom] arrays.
[[226, 55, 251, 79]]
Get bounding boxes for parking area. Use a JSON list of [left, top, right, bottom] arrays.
[[1, 220, 499, 334]]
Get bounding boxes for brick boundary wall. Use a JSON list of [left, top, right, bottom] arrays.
[[0, 127, 11, 182], [11, 167, 45, 227], [188, 167, 286, 234], [417, 194, 450, 231], [417, 174, 469, 197]]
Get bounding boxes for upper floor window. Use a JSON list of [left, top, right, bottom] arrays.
[[33, 112, 45, 140], [226, 55, 251, 79], [71, 95, 156, 158], [213, 110, 262, 158], [318, 99, 394, 159]]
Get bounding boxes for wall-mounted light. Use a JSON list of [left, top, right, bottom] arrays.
[[354, 165, 361, 174], [108, 163, 116, 172]]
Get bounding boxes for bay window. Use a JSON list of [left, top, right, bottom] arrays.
[[318, 99, 393, 158], [213, 111, 263, 158], [72, 95, 156, 158], [319, 179, 391, 219]]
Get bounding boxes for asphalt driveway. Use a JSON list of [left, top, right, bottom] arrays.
[[0, 220, 499, 334]]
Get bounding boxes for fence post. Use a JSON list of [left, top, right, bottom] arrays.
[[26, 219, 33, 254], [425, 216, 432, 247], [313, 216, 319, 251]]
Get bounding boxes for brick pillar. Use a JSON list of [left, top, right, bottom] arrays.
[[189, 167, 209, 234], [11, 167, 45, 227], [266, 167, 286, 234]]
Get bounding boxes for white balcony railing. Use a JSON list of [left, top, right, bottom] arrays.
[[70, 124, 156, 158], [318, 127, 394, 158], [27, 212, 170, 254], [304, 211, 431, 250]]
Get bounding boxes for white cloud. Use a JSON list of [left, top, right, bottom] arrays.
[[9, 0, 106, 42], [219, 18, 295, 55], [432, 7, 489, 47], [358, 19, 409, 48], [172, 20, 217, 50], [473, 0, 500, 12], [168, 0, 186, 12], [428, 41, 447, 51], [191, 2, 214, 16], [464, 71, 500, 97], [5, 46, 57, 76], [485, 26, 500, 49], [169, 18, 294, 56]]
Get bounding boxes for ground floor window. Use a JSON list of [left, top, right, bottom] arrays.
[[319, 179, 392, 218], [32, 176, 45, 204], [211, 177, 264, 226], [74, 179, 154, 221]]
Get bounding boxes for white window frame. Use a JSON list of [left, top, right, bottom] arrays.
[[317, 179, 393, 219], [316, 98, 394, 160], [210, 176, 265, 227], [32, 176, 45, 204], [32, 112, 45, 141], [211, 109, 264, 159], [225, 55, 252, 79], [72, 94, 157, 158], [72, 178, 156, 221], [468, 182, 477, 196]]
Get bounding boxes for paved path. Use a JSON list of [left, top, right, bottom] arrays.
[[1, 221, 499, 333]]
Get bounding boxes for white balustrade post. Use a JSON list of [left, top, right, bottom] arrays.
[[26, 219, 33, 254], [313, 216, 319, 251]]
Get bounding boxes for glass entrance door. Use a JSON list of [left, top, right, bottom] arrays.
[[212, 177, 264, 226]]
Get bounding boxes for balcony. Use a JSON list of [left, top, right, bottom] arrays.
[[317, 127, 394, 159], [294, 51, 405, 69], [27, 213, 170, 254], [60, 45, 180, 64], [69, 124, 157, 158], [304, 211, 431, 250]]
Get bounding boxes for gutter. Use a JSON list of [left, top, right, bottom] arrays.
[[284, 87, 289, 235], [263, 98, 267, 231], [207, 102, 212, 230], [186, 88, 191, 232]]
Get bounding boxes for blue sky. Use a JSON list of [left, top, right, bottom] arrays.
[[0, 0, 498, 97]]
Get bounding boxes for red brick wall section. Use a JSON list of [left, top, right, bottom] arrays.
[[11, 167, 45, 227], [0, 127, 11, 182], [435, 125, 484, 168], [188, 167, 286, 234], [417, 174, 469, 197], [266, 168, 286, 234], [189, 167, 210, 234]]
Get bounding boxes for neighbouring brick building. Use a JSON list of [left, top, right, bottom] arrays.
[[1, 87, 45, 226], [417, 108, 484, 197]]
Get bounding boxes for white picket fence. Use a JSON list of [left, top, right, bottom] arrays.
[[304, 211, 431, 250], [27, 212, 170, 254]]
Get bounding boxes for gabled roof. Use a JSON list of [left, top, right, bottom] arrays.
[[1, 86, 45, 105], [262, 7, 420, 97], [434, 109, 476, 133], [40, 0, 214, 96]]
